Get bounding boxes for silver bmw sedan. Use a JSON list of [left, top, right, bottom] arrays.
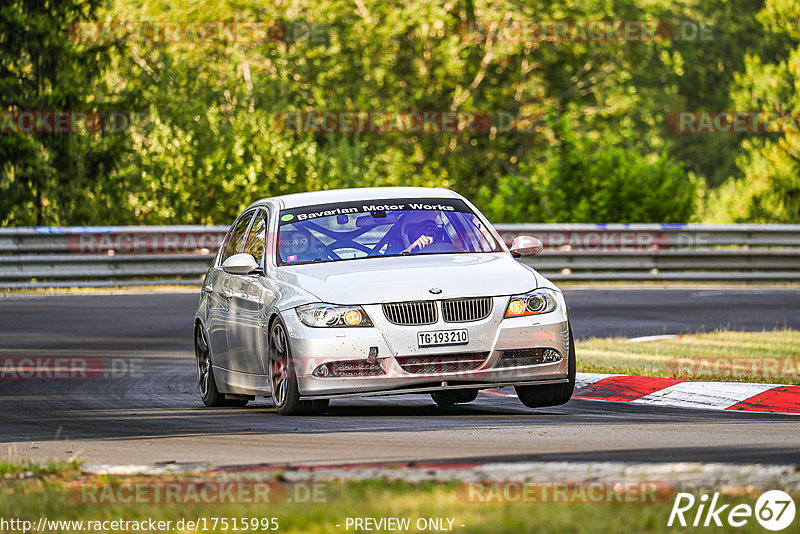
[[194, 187, 574, 415]]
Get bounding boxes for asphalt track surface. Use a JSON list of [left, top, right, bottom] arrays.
[[1, 288, 799, 468]]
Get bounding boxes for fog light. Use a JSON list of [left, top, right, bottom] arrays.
[[312, 359, 386, 378], [542, 349, 562, 362], [313, 363, 333, 377]]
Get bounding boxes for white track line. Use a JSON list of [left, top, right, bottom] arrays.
[[627, 334, 679, 343], [631, 381, 777, 409]]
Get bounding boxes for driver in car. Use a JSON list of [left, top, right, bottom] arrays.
[[402, 220, 437, 253], [400, 211, 463, 254]]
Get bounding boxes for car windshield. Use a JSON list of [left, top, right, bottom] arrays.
[[277, 197, 500, 265]]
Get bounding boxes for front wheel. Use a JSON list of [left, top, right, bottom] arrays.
[[195, 324, 248, 407], [515, 325, 576, 408], [268, 317, 329, 416]]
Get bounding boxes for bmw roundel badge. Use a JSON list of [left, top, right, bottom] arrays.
[[429, 288, 443, 294]]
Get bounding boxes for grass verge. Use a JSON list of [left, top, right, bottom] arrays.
[[0, 465, 792, 533], [576, 329, 800, 384], [0, 458, 81, 477]]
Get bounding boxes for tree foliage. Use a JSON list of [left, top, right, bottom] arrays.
[[476, 117, 695, 222], [704, 0, 800, 223], [0, 0, 794, 225], [0, 0, 130, 225]]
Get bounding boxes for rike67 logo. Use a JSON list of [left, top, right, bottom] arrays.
[[668, 490, 796, 531]]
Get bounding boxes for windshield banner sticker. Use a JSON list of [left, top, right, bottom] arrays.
[[280, 198, 468, 223]]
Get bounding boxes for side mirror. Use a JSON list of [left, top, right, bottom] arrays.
[[510, 235, 543, 257], [222, 253, 261, 275]]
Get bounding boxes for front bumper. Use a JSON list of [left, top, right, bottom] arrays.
[[281, 295, 571, 398]]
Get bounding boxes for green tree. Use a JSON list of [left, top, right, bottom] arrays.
[[0, 0, 128, 225], [5, 0, 766, 226], [476, 117, 696, 222], [704, 0, 800, 222]]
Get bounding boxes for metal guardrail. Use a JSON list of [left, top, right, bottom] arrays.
[[1, 223, 799, 288]]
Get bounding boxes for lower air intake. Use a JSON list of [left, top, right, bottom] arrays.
[[395, 352, 489, 374]]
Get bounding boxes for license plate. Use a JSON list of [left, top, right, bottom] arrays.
[[417, 329, 469, 348]]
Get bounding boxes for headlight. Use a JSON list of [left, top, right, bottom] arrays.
[[296, 303, 373, 327], [504, 289, 558, 318]]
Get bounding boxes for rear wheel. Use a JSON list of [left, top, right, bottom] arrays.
[[431, 388, 479, 406], [515, 326, 576, 408], [195, 324, 248, 407], [268, 318, 329, 416]]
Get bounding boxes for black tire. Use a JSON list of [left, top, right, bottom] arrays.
[[515, 325, 576, 408], [268, 317, 329, 416], [195, 323, 248, 407], [431, 388, 479, 406]]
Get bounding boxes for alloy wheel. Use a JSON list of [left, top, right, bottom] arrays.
[[195, 326, 211, 398], [269, 322, 289, 407]]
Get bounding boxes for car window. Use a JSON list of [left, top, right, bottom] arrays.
[[277, 198, 500, 265], [242, 211, 268, 266], [447, 212, 495, 252], [219, 212, 255, 264]]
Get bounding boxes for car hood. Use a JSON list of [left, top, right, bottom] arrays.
[[275, 253, 539, 305]]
